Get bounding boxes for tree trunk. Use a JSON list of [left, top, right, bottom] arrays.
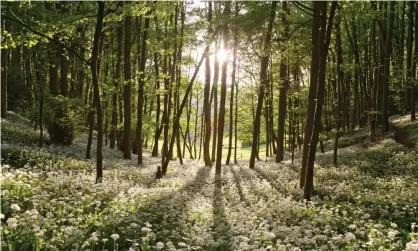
[[300, 2, 322, 188], [276, 2, 289, 163], [215, 2, 231, 174], [303, 1, 337, 200], [90, 1, 105, 183], [211, 40, 220, 162], [249, 1, 277, 169], [406, 2, 414, 116], [411, 3, 417, 121], [226, 3, 238, 165], [234, 69, 239, 164], [334, 14, 343, 165], [123, 14, 132, 159], [138, 12, 151, 165], [203, 1, 213, 166], [1, 45, 7, 119], [382, 2, 395, 133], [110, 26, 122, 149]]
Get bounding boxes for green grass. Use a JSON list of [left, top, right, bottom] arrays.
[[148, 137, 269, 160]]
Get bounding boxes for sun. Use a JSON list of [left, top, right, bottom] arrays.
[[216, 48, 228, 62]]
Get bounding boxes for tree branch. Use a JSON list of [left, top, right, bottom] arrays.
[[4, 10, 90, 66]]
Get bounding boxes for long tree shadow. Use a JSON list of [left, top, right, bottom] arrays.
[[212, 174, 233, 251], [229, 165, 246, 203], [251, 165, 290, 196], [100, 165, 211, 250]]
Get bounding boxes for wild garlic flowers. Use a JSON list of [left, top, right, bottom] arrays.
[[2, 115, 418, 250]]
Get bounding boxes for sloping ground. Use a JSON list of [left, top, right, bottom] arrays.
[[1, 113, 418, 251], [390, 114, 418, 151]]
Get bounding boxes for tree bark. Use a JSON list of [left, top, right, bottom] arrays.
[[123, 14, 132, 159], [276, 1, 289, 163], [226, 3, 239, 165], [382, 2, 395, 133], [110, 25, 122, 149], [90, 1, 105, 183], [249, 1, 277, 169], [303, 1, 337, 200], [411, 3, 417, 121], [203, 1, 213, 166], [1, 43, 8, 118], [215, 2, 231, 174], [211, 40, 220, 162], [137, 11, 151, 165]]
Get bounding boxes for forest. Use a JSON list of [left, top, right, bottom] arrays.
[[1, 1, 418, 250]]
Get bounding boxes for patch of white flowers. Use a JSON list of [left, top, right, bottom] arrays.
[[1, 115, 418, 250]]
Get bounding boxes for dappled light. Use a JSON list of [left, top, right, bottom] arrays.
[[1, 1, 418, 251]]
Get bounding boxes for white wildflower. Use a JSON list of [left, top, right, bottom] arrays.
[[344, 232, 356, 242], [388, 229, 399, 240], [110, 234, 119, 241], [155, 242, 164, 250], [7, 217, 18, 229], [89, 232, 99, 242], [406, 240, 418, 251], [10, 204, 21, 212], [178, 242, 187, 247]]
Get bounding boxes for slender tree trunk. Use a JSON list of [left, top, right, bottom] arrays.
[[138, 12, 151, 165], [211, 41, 220, 162], [303, 2, 337, 200], [276, 2, 289, 163], [376, 3, 386, 129], [194, 90, 199, 158], [234, 68, 238, 164], [110, 26, 122, 149], [199, 104, 204, 160], [249, 1, 277, 169], [300, 2, 322, 188], [411, 4, 417, 121], [226, 3, 238, 165], [203, 2, 213, 166], [382, 2, 395, 133], [175, 4, 185, 164], [123, 14, 132, 159], [86, 89, 95, 159], [215, 2, 231, 173], [406, 2, 414, 116], [161, 20, 170, 171], [90, 1, 105, 183], [370, 2, 377, 141], [334, 14, 343, 165], [1, 46, 8, 119]]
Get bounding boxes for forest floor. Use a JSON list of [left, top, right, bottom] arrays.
[[1, 112, 418, 251]]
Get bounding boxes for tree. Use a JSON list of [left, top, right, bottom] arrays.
[[249, 1, 277, 169], [123, 14, 132, 159], [411, 3, 418, 121], [203, 1, 213, 166], [110, 25, 123, 149], [226, 3, 238, 166], [137, 10, 152, 165], [381, 2, 395, 133], [215, 2, 231, 174], [302, 1, 337, 200], [276, 1, 289, 163], [1, 18, 8, 119], [90, 1, 105, 183]]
